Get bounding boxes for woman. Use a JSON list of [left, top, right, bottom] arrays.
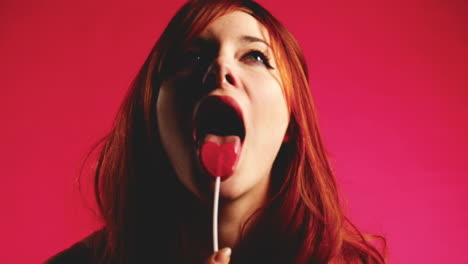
[[47, 0, 386, 263]]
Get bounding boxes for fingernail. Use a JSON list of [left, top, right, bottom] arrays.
[[215, 247, 232, 262]]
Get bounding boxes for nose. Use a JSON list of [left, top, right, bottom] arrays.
[[202, 56, 239, 90]]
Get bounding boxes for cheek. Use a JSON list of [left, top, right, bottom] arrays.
[[157, 82, 200, 138], [157, 89, 180, 154], [156, 88, 191, 165], [252, 79, 289, 134], [157, 89, 199, 158], [157, 91, 191, 184], [156, 87, 207, 198]]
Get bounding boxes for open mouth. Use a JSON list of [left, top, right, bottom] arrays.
[[194, 96, 245, 142], [193, 95, 245, 180]]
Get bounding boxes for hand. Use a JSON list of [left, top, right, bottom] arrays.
[[205, 247, 232, 264]]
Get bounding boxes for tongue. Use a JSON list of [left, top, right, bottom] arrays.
[[200, 134, 241, 180]]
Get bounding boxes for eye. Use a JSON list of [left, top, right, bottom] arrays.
[[242, 50, 274, 69], [175, 50, 210, 76], [183, 50, 202, 66], [192, 50, 215, 66]]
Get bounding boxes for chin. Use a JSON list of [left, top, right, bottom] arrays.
[[218, 169, 271, 203], [218, 179, 245, 201]]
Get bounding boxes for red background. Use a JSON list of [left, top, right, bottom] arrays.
[[1, 0, 467, 263]]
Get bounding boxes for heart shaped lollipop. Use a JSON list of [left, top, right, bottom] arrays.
[[200, 140, 239, 180]]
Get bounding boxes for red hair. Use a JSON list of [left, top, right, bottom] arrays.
[[90, 0, 387, 263]]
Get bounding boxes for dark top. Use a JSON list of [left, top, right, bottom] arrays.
[[45, 230, 106, 264]]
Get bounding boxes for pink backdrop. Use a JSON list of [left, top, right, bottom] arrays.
[[1, 0, 467, 263]]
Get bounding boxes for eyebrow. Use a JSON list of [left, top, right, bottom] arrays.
[[240, 35, 270, 48]]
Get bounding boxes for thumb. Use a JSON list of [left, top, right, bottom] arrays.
[[209, 247, 232, 264]]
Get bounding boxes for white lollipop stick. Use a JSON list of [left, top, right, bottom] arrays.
[[213, 176, 220, 252]]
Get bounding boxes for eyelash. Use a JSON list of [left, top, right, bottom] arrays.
[[242, 50, 274, 69], [183, 49, 274, 70]]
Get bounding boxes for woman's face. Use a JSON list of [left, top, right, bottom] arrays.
[[157, 11, 289, 202]]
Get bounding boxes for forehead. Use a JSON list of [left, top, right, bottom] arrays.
[[200, 11, 271, 44]]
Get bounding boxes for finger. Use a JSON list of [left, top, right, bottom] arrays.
[[206, 247, 232, 264]]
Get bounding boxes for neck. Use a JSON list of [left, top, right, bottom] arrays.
[[178, 175, 271, 261], [217, 177, 271, 249]]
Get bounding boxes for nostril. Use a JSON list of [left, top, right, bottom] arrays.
[[202, 62, 237, 88], [225, 74, 234, 85]]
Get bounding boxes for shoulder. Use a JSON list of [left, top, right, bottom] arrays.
[[44, 230, 107, 264]]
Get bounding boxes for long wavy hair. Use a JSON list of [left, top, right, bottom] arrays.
[[89, 0, 387, 263]]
